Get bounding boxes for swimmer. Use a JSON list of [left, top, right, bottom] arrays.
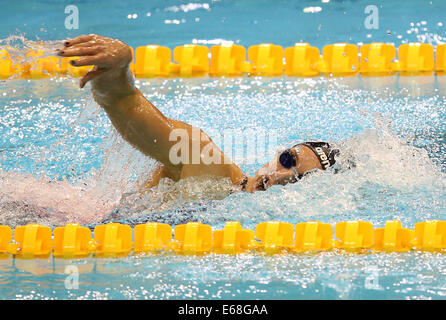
[[57, 34, 340, 193]]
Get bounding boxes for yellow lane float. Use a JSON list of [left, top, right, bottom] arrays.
[[134, 222, 172, 253], [134, 45, 172, 77], [210, 44, 246, 77], [435, 44, 446, 75], [392, 43, 434, 76], [213, 221, 258, 254], [412, 220, 446, 252], [3, 42, 446, 78], [246, 43, 284, 76], [373, 220, 414, 252], [359, 42, 396, 76], [53, 223, 92, 258], [0, 49, 14, 79], [294, 221, 333, 252], [171, 44, 209, 77], [334, 221, 373, 252], [8, 224, 52, 258], [90, 223, 133, 257], [170, 221, 213, 255], [284, 43, 320, 77], [318, 43, 359, 76], [2, 220, 446, 257], [255, 221, 294, 254]]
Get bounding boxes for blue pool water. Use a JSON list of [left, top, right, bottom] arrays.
[[0, 0, 446, 299]]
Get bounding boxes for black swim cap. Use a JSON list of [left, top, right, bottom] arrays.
[[298, 141, 339, 170]]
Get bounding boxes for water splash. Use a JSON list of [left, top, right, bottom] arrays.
[[106, 115, 446, 229], [0, 34, 62, 80]]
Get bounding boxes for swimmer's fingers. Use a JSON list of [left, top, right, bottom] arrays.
[[60, 34, 132, 88], [70, 54, 107, 67], [57, 46, 102, 57], [62, 41, 101, 50], [63, 34, 95, 47]]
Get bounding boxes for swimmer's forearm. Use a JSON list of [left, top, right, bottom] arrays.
[[93, 72, 247, 185], [96, 87, 179, 171]]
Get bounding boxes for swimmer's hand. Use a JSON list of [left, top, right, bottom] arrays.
[[57, 34, 133, 89]]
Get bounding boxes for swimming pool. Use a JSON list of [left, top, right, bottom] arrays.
[[1, 0, 446, 300]]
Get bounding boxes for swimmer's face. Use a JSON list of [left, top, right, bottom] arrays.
[[245, 145, 322, 192]]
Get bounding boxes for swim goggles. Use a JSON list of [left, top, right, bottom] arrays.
[[278, 146, 302, 182]]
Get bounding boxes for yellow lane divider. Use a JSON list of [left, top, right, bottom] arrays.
[[284, 43, 320, 77], [360, 43, 396, 77], [436, 44, 446, 75], [392, 43, 435, 76], [1, 220, 446, 258], [1, 42, 445, 79]]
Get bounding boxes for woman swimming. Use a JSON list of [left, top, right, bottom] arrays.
[[57, 34, 339, 193]]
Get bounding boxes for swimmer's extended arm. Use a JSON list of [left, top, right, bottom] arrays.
[[57, 34, 245, 184], [58, 34, 182, 178]]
